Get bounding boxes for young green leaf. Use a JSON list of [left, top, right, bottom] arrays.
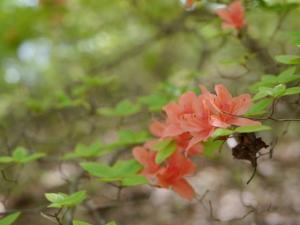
[[245, 98, 273, 116], [81, 160, 142, 183], [275, 55, 300, 65], [0, 147, 45, 164], [45, 193, 67, 204], [283, 87, 300, 96], [139, 93, 169, 112], [45, 191, 87, 208], [0, 156, 14, 164], [80, 162, 115, 178], [152, 139, 172, 152], [211, 128, 234, 139], [63, 142, 104, 160], [277, 67, 299, 83], [0, 212, 21, 225], [20, 152, 46, 163], [234, 125, 271, 133], [12, 147, 28, 161], [73, 220, 92, 225], [98, 100, 140, 117], [155, 141, 177, 164], [203, 139, 224, 157], [121, 175, 148, 186], [112, 160, 142, 177]]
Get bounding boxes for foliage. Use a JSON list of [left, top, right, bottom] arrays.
[[0, 0, 300, 224], [45, 191, 87, 208], [0, 212, 21, 225]]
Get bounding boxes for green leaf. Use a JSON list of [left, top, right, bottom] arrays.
[[80, 162, 115, 178], [272, 84, 286, 97], [139, 94, 169, 112], [73, 220, 92, 225], [203, 140, 224, 157], [211, 128, 234, 139], [45, 193, 67, 203], [112, 160, 142, 177], [0, 212, 21, 225], [152, 139, 172, 152], [12, 147, 28, 161], [155, 141, 177, 164], [277, 67, 299, 83], [20, 152, 46, 163], [0, 156, 14, 164], [106, 222, 117, 225], [235, 125, 271, 133], [275, 55, 300, 65], [63, 142, 104, 160], [121, 175, 148, 186], [245, 98, 273, 116], [45, 191, 87, 208], [117, 130, 150, 145], [81, 160, 142, 181], [253, 84, 286, 100], [283, 87, 300, 96], [98, 100, 140, 117]]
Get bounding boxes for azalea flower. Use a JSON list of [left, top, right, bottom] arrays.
[[156, 150, 196, 200], [150, 121, 203, 156], [132, 146, 160, 178], [216, 0, 245, 30], [133, 145, 196, 200], [200, 84, 261, 128], [161, 91, 215, 150]]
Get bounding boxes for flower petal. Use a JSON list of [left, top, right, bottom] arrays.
[[210, 115, 230, 128], [231, 117, 261, 127], [172, 178, 195, 201], [215, 84, 232, 102], [149, 121, 166, 137], [232, 94, 251, 115], [179, 91, 198, 113]]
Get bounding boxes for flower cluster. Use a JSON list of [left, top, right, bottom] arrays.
[[216, 0, 245, 30], [132, 84, 260, 200]]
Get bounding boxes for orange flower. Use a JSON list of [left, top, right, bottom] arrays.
[[200, 84, 261, 128], [156, 150, 196, 200], [150, 121, 203, 156], [162, 91, 214, 149], [132, 146, 160, 178], [216, 1, 245, 30]]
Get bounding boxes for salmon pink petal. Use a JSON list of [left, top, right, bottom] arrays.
[[210, 115, 230, 128], [216, 1, 245, 30], [164, 102, 181, 122], [215, 84, 232, 102], [172, 178, 195, 200], [181, 158, 197, 175], [232, 94, 251, 115], [231, 117, 261, 127], [199, 84, 212, 97], [216, 8, 232, 24], [132, 146, 149, 166], [162, 124, 184, 137], [179, 91, 197, 112], [186, 132, 209, 150], [188, 143, 204, 156], [230, 1, 244, 23], [149, 121, 166, 137], [132, 146, 160, 175], [144, 139, 159, 150]]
